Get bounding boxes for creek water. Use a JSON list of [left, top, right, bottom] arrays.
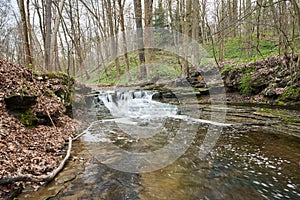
[[19, 90, 300, 200]]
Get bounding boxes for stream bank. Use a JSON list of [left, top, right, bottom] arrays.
[[135, 54, 300, 109], [17, 97, 300, 199], [220, 54, 300, 107], [0, 59, 78, 199], [0, 53, 299, 199]]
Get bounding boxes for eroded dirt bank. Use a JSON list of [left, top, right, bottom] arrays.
[[0, 59, 78, 199]]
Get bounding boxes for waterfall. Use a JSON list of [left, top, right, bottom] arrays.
[[94, 90, 179, 119]]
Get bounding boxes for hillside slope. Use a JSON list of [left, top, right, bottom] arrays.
[[220, 54, 300, 106], [0, 59, 77, 198]]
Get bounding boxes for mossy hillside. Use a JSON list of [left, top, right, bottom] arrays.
[[204, 33, 300, 62], [84, 50, 182, 86]]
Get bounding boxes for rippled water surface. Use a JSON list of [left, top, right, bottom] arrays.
[[20, 90, 300, 200]]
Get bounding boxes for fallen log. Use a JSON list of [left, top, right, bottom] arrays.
[[0, 137, 72, 185]]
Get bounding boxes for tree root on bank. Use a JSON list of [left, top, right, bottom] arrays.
[[0, 137, 72, 185], [72, 130, 87, 141]]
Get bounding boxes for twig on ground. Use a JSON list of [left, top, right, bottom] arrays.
[[0, 137, 72, 185]]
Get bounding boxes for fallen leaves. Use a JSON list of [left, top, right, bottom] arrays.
[[0, 59, 78, 198]]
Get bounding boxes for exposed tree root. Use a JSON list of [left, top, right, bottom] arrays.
[[72, 130, 87, 141], [0, 137, 72, 185]]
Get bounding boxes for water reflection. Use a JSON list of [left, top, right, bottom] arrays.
[[19, 94, 300, 199]]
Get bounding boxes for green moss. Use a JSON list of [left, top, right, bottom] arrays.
[[245, 66, 255, 73], [238, 74, 253, 95], [275, 100, 286, 106], [43, 89, 56, 97], [19, 111, 37, 128], [280, 87, 300, 101], [221, 65, 234, 74], [258, 108, 288, 116], [282, 118, 300, 124]]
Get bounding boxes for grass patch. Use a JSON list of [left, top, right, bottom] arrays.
[[86, 50, 183, 85], [203, 34, 284, 63]]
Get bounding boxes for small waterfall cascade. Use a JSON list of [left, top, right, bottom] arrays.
[[94, 90, 179, 119]]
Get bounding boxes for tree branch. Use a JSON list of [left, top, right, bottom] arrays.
[[0, 137, 72, 185]]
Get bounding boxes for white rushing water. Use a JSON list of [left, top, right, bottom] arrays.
[[95, 90, 179, 119], [84, 90, 231, 142]]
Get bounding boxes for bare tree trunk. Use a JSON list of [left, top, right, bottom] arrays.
[[18, 0, 33, 67], [200, 0, 208, 42], [51, 0, 65, 71], [45, 0, 52, 70], [104, 0, 121, 77], [269, 0, 287, 55], [232, 0, 238, 37], [27, 0, 35, 69], [245, 0, 252, 57], [289, 0, 300, 38], [182, 0, 192, 77], [113, 0, 121, 78], [218, 0, 225, 62], [67, 0, 84, 80], [144, 0, 153, 79], [167, 0, 177, 48], [255, 0, 263, 56], [192, 0, 200, 66], [118, 0, 132, 82], [280, 1, 287, 54], [133, 0, 146, 79]]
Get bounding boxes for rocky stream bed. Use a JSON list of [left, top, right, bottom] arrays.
[[0, 53, 299, 199]]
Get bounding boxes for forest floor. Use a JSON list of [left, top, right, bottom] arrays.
[[219, 54, 300, 107], [136, 53, 300, 108], [0, 59, 78, 199]]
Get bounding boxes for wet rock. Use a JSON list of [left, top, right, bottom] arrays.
[[194, 82, 206, 88], [56, 173, 77, 184], [195, 88, 210, 95]]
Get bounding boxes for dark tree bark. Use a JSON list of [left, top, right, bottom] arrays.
[[133, 0, 146, 79]]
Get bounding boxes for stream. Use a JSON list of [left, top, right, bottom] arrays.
[[19, 89, 300, 200]]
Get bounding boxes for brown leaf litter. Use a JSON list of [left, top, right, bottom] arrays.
[[0, 59, 78, 199]]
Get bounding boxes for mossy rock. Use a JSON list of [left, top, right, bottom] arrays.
[[251, 76, 268, 90], [238, 74, 253, 95], [19, 111, 38, 128], [279, 87, 300, 101]]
